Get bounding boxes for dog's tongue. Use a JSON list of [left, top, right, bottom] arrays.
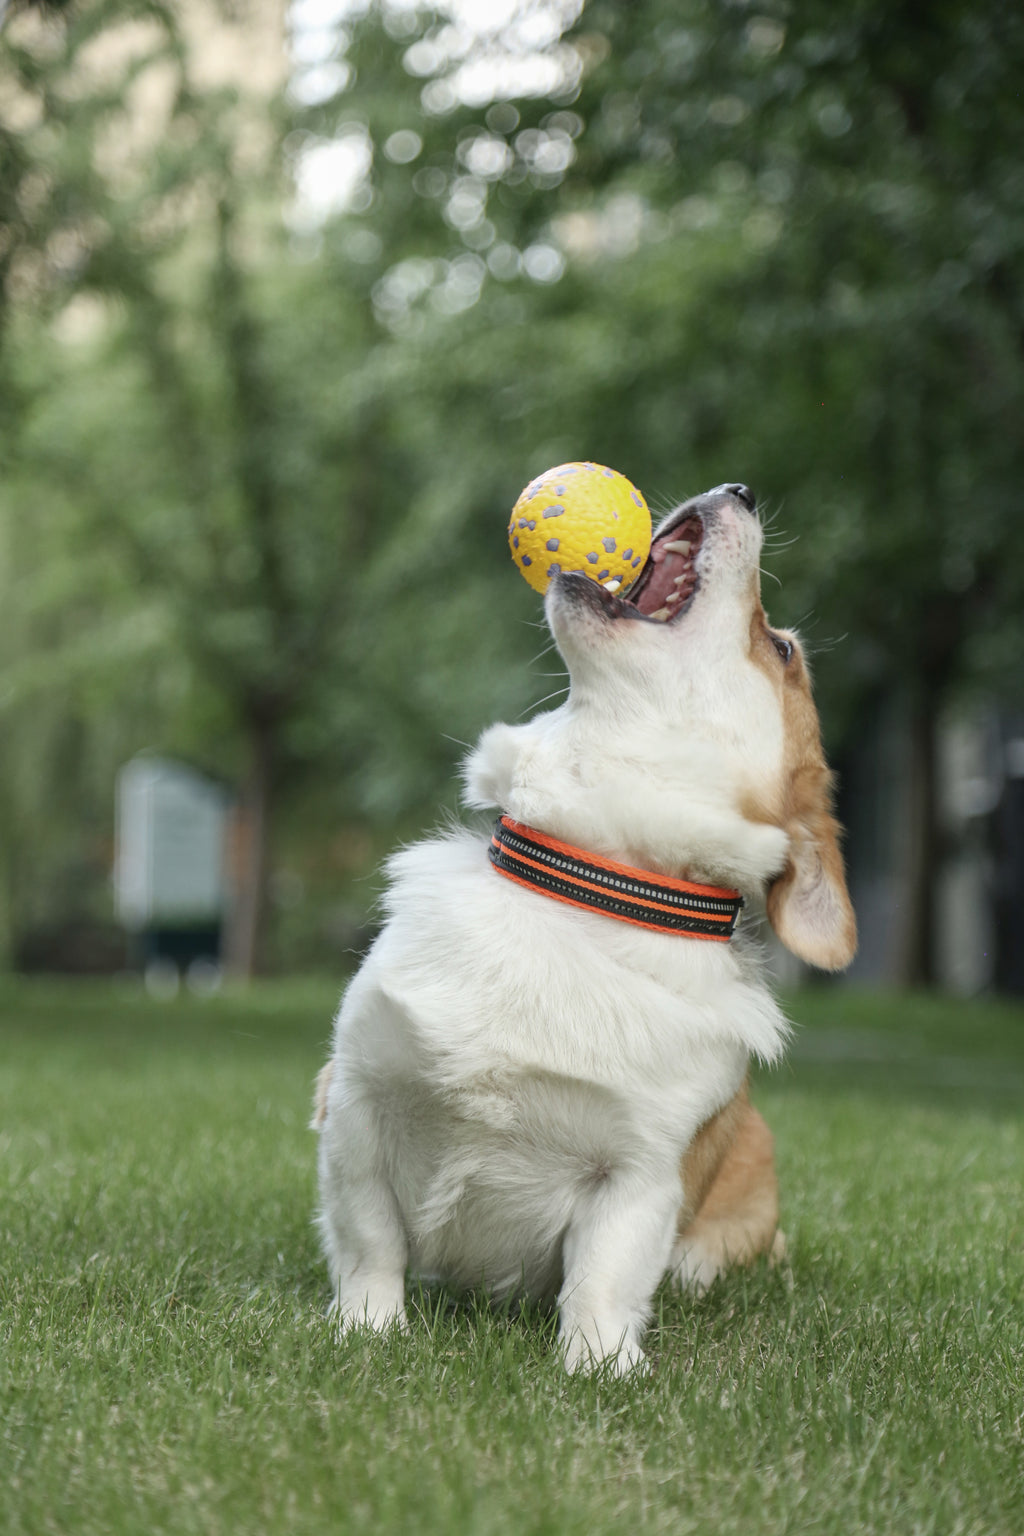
[[632, 516, 701, 618]]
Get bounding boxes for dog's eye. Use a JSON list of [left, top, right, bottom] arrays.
[[771, 634, 794, 665]]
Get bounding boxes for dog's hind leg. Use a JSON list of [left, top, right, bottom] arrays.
[[316, 1096, 410, 1333], [669, 1084, 783, 1293]]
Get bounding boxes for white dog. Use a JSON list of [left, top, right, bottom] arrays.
[[313, 481, 856, 1373]]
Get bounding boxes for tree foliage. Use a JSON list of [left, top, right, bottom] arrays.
[[1, 0, 1021, 978]]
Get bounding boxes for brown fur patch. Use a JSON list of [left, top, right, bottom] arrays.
[[678, 1081, 750, 1226], [678, 1084, 781, 1268], [744, 595, 857, 970]]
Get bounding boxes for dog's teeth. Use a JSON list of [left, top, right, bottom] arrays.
[[673, 572, 689, 587], [650, 607, 671, 621], [602, 578, 622, 593], [665, 590, 681, 604], [664, 539, 692, 556]]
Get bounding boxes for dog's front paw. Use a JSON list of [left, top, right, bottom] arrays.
[[331, 1303, 410, 1335], [559, 1322, 649, 1377], [328, 1279, 409, 1335]]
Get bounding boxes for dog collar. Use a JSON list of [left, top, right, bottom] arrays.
[[489, 815, 743, 940]]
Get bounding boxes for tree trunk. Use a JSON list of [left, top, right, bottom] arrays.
[[224, 718, 276, 980]]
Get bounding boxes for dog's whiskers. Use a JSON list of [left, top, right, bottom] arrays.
[[804, 632, 848, 655], [758, 497, 786, 532], [518, 684, 569, 717], [647, 490, 683, 520], [529, 640, 561, 667], [790, 613, 848, 656]]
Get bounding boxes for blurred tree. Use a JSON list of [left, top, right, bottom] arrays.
[[2, 0, 1022, 985], [563, 0, 1024, 984], [0, 0, 190, 964], [325, 0, 1024, 985], [1, 0, 386, 974], [0, 0, 561, 974]]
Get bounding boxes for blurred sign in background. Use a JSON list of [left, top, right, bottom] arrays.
[[115, 757, 230, 990], [1, 0, 1021, 989]]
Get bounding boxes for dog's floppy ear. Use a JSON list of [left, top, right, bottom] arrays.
[[766, 767, 857, 971]]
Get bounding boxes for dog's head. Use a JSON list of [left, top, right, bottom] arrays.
[[465, 483, 856, 971]]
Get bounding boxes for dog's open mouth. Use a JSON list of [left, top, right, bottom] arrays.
[[575, 512, 703, 624], [625, 513, 703, 620]]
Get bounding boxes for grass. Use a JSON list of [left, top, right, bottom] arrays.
[[1, 977, 1022, 1536]]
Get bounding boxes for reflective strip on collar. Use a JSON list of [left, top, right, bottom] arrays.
[[488, 815, 743, 940]]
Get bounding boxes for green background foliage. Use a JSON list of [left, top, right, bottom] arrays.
[[1, 0, 1022, 974]]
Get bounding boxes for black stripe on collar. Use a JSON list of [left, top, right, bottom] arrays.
[[488, 815, 744, 940]]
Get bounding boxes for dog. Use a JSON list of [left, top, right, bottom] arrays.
[[313, 481, 856, 1373]]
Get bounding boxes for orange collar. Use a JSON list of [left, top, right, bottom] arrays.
[[489, 816, 743, 940]]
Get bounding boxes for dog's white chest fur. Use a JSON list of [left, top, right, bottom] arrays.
[[318, 832, 788, 1302]]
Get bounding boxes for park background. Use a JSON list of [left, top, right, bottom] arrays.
[[2, 7, 1023, 1534], [3, 0, 1024, 993]]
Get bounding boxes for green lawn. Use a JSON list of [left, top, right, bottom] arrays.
[[1, 979, 1021, 1535]]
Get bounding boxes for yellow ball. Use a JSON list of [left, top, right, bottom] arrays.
[[508, 462, 652, 595]]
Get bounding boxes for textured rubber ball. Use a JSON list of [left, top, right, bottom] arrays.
[[508, 462, 653, 596]]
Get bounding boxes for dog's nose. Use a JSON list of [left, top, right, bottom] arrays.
[[715, 483, 757, 512]]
